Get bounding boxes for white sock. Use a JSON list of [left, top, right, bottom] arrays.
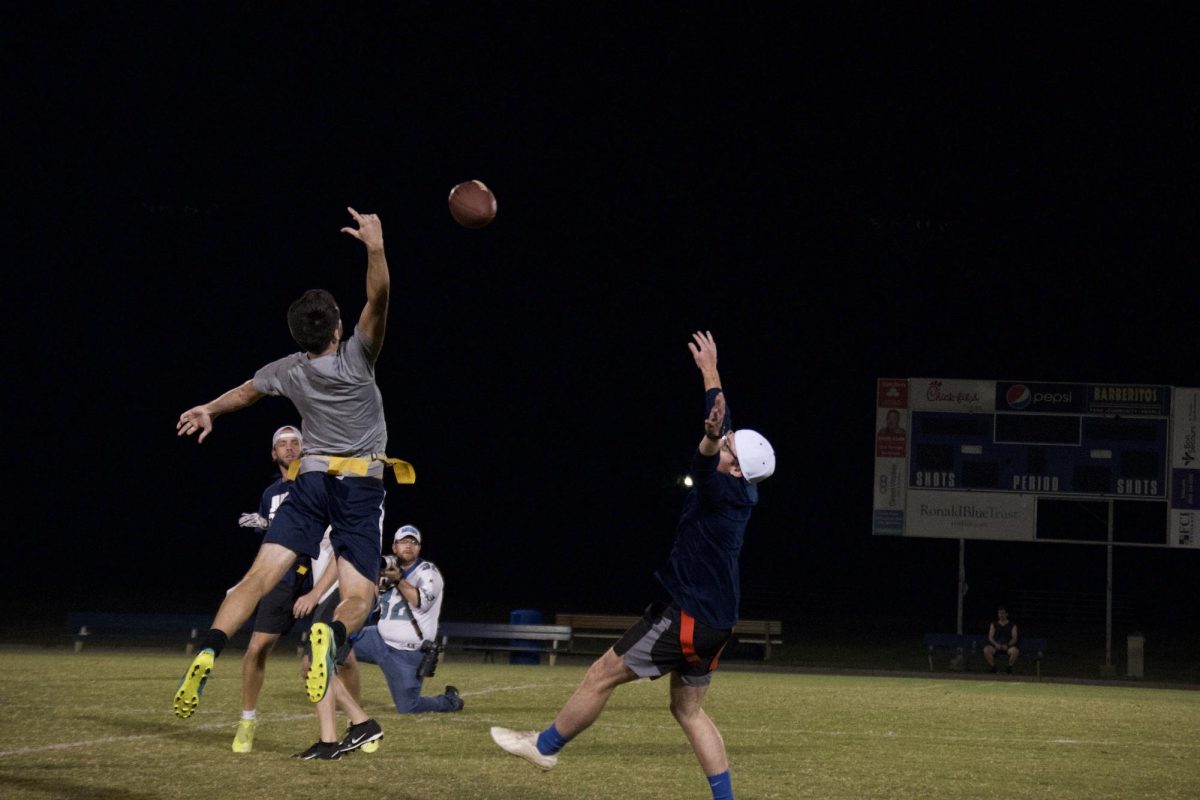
[[241, 710, 256, 721]]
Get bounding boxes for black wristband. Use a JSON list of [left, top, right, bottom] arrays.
[[704, 431, 722, 442]]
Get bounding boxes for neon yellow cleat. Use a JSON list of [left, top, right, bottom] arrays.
[[231, 718, 256, 753], [173, 649, 215, 719], [305, 623, 335, 703]]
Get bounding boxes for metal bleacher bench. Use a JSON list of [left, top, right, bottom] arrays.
[[923, 633, 1048, 679], [67, 612, 216, 653], [437, 622, 572, 666], [555, 613, 784, 659]]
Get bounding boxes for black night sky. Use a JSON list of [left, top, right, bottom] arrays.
[[6, 6, 1196, 640]]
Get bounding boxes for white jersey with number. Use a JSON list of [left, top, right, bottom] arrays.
[[376, 560, 443, 649]]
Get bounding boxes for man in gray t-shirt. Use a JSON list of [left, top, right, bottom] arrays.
[[251, 323, 387, 459], [172, 209, 394, 755]]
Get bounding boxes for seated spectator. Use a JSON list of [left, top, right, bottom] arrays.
[[983, 606, 1019, 674]]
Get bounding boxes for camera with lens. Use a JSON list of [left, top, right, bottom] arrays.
[[416, 639, 442, 678], [378, 555, 400, 590]]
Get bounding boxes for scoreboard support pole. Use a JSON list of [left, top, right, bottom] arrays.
[[956, 539, 966, 636], [1101, 502, 1116, 678]]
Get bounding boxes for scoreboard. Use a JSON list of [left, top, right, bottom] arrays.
[[873, 378, 1199, 548]]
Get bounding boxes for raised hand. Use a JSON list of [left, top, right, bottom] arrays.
[[340, 207, 383, 250], [688, 330, 718, 373]]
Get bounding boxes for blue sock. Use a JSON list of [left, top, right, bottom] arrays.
[[707, 770, 734, 800], [536, 723, 570, 755]]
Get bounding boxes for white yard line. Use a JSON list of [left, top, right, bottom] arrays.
[[567, 719, 1200, 750], [0, 683, 569, 758]]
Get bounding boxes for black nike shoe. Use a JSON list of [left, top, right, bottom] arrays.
[[445, 685, 464, 712], [292, 741, 344, 760], [338, 718, 383, 754]]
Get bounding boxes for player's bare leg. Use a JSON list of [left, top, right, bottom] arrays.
[[311, 659, 367, 741], [315, 676, 343, 743], [670, 672, 735, 799], [338, 650, 363, 705], [174, 544, 296, 718], [331, 659, 368, 725], [669, 672, 728, 774], [241, 631, 281, 711], [553, 648, 638, 737], [232, 631, 280, 752], [491, 648, 636, 770], [291, 685, 347, 761], [332, 657, 382, 754], [214, 544, 298, 633], [332, 558, 377, 635]]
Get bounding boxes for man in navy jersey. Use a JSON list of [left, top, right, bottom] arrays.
[[491, 331, 775, 800], [173, 209, 405, 754]]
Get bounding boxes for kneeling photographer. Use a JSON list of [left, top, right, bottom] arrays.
[[351, 525, 463, 714]]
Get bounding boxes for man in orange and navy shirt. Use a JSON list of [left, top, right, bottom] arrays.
[[490, 331, 776, 800]]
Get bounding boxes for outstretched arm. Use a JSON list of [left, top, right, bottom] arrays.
[[340, 207, 389, 349], [689, 331, 725, 456], [177, 380, 264, 443]]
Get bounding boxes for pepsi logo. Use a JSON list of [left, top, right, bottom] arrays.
[[1006, 384, 1032, 409]]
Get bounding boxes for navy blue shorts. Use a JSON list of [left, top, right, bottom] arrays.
[[264, 472, 384, 585]]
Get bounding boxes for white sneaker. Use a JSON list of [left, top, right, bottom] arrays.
[[490, 726, 558, 770]]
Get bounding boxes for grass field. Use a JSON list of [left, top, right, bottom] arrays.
[[0, 648, 1196, 800]]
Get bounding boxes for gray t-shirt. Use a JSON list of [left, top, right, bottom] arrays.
[[252, 326, 387, 458]]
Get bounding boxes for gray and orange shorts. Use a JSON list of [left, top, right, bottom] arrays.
[[613, 601, 733, 687]]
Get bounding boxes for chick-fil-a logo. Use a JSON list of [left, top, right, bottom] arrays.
[[925, 380, 982, 407]]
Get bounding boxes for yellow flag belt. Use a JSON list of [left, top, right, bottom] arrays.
[[286, 455, 415, 485]]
